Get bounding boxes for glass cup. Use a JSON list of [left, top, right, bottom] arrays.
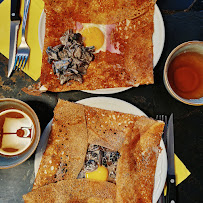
[[0, 98, 41, 168], [163, 41, 203, 106]]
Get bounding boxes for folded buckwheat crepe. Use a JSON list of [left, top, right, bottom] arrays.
[[40, 0, 156, 92], [23, 99, 164, 202]]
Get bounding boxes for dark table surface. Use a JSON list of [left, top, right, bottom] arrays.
[[0, 0, 203, 202]]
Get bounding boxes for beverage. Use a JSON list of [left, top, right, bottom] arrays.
[[0, 109, 35, 156], [0, 98, 40, 168], [164, 41, 203, 105], [167, 52, 203, 99]]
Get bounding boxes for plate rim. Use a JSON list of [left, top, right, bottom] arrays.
[[34, 97, 167, 203]]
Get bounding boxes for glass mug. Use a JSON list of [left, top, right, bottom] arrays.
[[0, 98, 40, 157]]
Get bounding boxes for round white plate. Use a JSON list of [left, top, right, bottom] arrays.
[[34, 97, 167, 203], [38, 5, 165, 95]]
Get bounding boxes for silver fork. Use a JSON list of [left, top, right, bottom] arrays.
[[156, 115, 168, 203], [13, 0, 31, 71]]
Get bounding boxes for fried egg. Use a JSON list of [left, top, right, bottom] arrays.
[[76, 23, 120, 54], [85, 165, 108, 181]]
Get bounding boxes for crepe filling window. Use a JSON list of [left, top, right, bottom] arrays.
[[78, 144, 120, 183]]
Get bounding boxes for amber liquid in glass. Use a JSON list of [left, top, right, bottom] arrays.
[[168, 52, 203, 99]]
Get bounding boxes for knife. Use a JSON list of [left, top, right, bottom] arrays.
[[166, 114, 176, 203], [8, 0, 21, 77]]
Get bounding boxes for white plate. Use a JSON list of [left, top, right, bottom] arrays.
[[38, 5, 165, 95], [34, 97, 167, 203]]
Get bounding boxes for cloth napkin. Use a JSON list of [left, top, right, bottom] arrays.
[[163, 154, 191, 196], [0, 0, 44, 81], [174, 154, 190, 185]]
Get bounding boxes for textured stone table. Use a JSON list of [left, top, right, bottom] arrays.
[[0, 0, 202, 202]]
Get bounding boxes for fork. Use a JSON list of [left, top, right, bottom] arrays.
[[156, 115, 168, 203], [13, 0, 31, 71]]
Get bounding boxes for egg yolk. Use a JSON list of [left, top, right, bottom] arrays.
[[81, 27, 104, 51], [85, 166, 108, 181]]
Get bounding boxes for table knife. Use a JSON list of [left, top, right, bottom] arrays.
[[166, 114, 176, 203], [8, 0, 21, 77]]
